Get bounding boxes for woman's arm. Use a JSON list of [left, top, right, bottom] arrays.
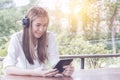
[[4, 66, 32, 76], [47, 32, 59, 66], [4, 66, 59, 77]]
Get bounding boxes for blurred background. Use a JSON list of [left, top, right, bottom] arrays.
[[0, 0, 120, 73]]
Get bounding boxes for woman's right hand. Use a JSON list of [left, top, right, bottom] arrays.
[[31, 68, 59, 77]]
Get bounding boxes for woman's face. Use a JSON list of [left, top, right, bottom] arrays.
[[31, 17, 48, 39]]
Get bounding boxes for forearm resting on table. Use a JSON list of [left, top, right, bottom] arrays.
[[4, 66, 34, 76]]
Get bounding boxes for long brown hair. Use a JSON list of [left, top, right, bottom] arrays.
[[22, 6, 49, 64]]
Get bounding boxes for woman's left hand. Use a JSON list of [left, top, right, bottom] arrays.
[[62, 64, 74, 77]]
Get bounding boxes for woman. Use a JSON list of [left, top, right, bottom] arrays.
[[3, 6, 74, 77]]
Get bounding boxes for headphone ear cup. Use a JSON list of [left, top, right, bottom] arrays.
[[22, 18, 30, 28]]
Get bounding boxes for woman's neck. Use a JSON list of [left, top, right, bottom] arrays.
[[32, 37, 38, 47]]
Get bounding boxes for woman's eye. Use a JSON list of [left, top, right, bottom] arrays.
[[43, 24, 47, 27], [36, 24, 40, 27]]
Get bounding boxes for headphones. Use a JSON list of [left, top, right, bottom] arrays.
[[22, 16, 30, 28]]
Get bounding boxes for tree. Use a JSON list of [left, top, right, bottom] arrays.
[[104, 0, 120, 54]]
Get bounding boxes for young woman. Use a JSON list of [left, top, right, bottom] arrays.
[[3, 6, 74, 77]]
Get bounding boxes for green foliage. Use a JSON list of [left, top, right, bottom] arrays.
[[57, 32, 112, 68], [57, 33, 111, 55], [0, 8, 22, 37], [0, 45, 8, 57], [104, 0, 118, 20], [0, 37, 9, 56]]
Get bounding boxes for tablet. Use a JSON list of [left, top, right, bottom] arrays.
[[53, 59, 73, 73]]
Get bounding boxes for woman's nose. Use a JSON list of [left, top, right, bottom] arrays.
[[39, 26, 43, 32]]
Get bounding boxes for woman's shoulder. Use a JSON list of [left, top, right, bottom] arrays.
[[47, 31, 57, 44], [47, 31, 56, 39], [11, 30, 23, 41], [11, 30, 22, 36]]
